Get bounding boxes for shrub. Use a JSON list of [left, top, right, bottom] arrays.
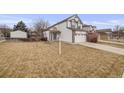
[[87, 32, 98, 43], [41, 37, 47, 41]]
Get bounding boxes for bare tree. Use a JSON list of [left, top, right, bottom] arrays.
[[114, 25, 120, 30], [0, 24, 11, 37], [113, 25, 121, 39], [114, 25, 124, 39], [120, 26, 124, 31], [33, 19, 50, 38]]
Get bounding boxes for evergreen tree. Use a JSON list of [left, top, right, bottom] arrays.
[[13, 21, 28, 32]]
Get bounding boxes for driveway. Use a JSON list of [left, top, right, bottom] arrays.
[[99, 40, 124, 45], [78, 42, 124, 55]]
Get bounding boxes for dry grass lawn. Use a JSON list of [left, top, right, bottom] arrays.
[[0, 41, 124, 78]]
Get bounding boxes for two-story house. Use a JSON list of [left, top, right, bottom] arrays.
[[44, 15, 96, 43]]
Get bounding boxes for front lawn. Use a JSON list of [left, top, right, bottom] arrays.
[[0, 41, 124, 77]]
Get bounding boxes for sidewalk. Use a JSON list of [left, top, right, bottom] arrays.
[[99, 40, 124, 45], [78, 42, 124, 55], [0, 40, 6, 43]]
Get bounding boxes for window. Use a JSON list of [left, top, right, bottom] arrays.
[[68, 19, 82, 29], [67, 21, 71, 28], [77, 20, 83, 29], [71, 21, 76, 28], [77, 25, 81, 29]]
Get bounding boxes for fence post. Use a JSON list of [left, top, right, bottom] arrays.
[[59, 34, 61, 55], [98, 33, 101, 41]]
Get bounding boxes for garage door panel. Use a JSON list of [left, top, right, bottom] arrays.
[[75, 34, 86, 43]]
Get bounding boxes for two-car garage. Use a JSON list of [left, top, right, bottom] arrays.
[[74, 31, 87, 43]]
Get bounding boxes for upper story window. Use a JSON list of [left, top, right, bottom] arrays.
[[67, 21, 71, 28], [67, 19, 82, 29], [77, 22, 82, 29], [71, 20, 76, 28], [71, 22, 76, 28]]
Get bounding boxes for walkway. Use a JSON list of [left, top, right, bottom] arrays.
[[0, 40, 5, 43], [78, 42, 124, 55], [99, 40, 124, 45]]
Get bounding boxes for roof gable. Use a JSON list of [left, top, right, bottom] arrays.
[[47, 14, 83, 30]]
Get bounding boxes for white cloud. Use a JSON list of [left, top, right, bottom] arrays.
[[92, 21, 111, 25], [83, 21, 111, 26], [108, 20, 120, 24], [0, 15, 32, 28], [83, 19, 124, 29], [91, 20, 123, 26]]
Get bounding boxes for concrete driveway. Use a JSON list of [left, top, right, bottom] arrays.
[[99, 40, 124, 45], [78, 42, 124, 55]]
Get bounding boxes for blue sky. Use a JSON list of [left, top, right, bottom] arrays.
[[0, 14, 124, 29]]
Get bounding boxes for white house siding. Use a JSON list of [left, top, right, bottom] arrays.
[[43, 31, 50, 40], [49, 22, 72, 42], [10, 30, 27, 39], [44, 15, 95, 43]]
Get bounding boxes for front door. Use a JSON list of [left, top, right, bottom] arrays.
[[51, 32, 59, 41], [53, 33, 57, 40]]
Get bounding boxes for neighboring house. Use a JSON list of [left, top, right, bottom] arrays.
[[110, 30, 124, 40], [0, 27, 11, 37], [0, 30, 5, 40], [96, 29, 112, 40], [44, 15, 96, 43], [97, 29, 124, 40], [10, 30, 27, 39]]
